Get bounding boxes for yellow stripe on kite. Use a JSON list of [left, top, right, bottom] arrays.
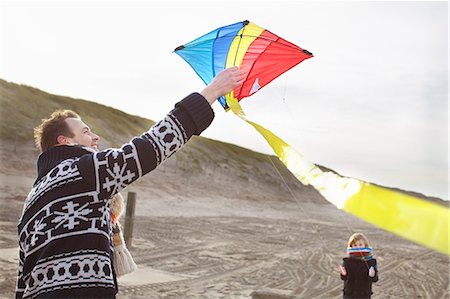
[[226, 22, 265, 69], [226, 97, 450, 256], [225, 22, 265, 104]]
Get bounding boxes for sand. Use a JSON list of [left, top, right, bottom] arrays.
[[0, 145, 449, 299]]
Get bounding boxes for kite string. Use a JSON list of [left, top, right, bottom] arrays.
[[228, 31, 315, 253], [231, 99, 334, 260], [260, 121, 374, 274], [226, 57, 339, 261], [277, 91, 371, 269], [230, 28, 377, 267], [264, 153, 326, 243], [263, 140, 372, 270]]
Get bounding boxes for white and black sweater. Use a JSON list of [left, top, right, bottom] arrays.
[[16, 93, 214, 299]]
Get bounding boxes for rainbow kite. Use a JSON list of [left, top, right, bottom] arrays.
[[175, 20, 449, 256], [174, 20, 313, 109]]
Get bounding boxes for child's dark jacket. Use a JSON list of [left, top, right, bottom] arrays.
[[341, 257, 378, 299]]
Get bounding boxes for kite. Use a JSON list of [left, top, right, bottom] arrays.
[[174, 20, 313, 109], [174, 20, 449, 256]]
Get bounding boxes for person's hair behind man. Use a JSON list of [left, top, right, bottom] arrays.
[[34, 109, 80, 152]]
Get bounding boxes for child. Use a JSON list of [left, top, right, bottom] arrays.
[[339, 233, 378, 299]]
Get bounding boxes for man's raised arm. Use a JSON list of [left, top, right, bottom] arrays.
[[78, 67, 242, 200]]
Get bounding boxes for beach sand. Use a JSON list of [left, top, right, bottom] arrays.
[[0, 145, 448, 299]]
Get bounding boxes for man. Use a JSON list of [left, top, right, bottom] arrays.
[[16, 67, 242, 298]]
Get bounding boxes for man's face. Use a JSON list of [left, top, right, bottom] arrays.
[[64, 118, 100, 151]]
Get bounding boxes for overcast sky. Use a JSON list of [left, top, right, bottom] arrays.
[[0, 1, 448, 200]]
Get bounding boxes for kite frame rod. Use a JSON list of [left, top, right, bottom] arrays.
[[174, 34, 310, 54]]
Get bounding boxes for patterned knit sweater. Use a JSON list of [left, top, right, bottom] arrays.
[[16, 93, 214, 298]]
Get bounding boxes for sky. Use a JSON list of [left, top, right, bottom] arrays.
[[0, 1, 448, 200]]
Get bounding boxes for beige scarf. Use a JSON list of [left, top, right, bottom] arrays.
[[111, 193, 137, 277]]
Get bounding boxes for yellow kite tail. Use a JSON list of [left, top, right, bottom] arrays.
[[226, 96, 450, 256]]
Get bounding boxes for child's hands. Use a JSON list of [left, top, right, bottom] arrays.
[[338, 264, 347, 276], [368, 266, 375, 277]]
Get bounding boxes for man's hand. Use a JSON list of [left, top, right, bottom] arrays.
[[201, 66, 243, 105], [338, 264, 347, 276], [369, 266, 375, 277]]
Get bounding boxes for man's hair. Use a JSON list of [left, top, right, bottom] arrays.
[[34, 110, 80, 152], [347, 233, 370, 248]]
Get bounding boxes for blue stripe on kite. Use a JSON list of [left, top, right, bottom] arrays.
[[176, 40, 215, 85], [175, 21, 245, 92], [217, 96, 227, 108], [175, 28, 224, 84], [212, 21, 246, 77]]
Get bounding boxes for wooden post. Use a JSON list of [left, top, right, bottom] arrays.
[[14, 133, 18, 153], [124, 192, 136, 247]]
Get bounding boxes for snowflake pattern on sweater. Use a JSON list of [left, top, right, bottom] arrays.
[[16, 93, 213, 298]]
